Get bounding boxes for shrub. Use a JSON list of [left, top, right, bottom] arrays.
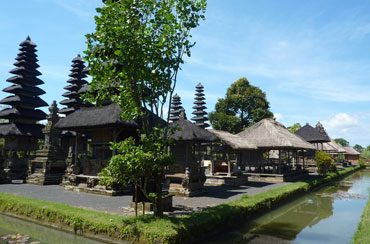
[[315, 151, 336, 175], [358, 158, 365, 167]]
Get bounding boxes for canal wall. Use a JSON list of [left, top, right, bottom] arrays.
[[0, 166, 363, 244]]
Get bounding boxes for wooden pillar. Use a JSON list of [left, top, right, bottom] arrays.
[[302, 149, 305, 169], [74, 132, 80, 166], [278, 149, 282, 173]]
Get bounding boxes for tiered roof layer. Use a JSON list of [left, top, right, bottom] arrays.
[[191, 83, 209, 128], [59, 55, 88, 115], [0, 36, 47, 138]]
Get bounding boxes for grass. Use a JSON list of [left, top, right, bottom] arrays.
[[0, 165, 362, 244], [352, 192, 370, 244]]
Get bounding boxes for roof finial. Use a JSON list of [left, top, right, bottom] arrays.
[[26, 35, 31, 41]]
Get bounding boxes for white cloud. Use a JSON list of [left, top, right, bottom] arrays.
[[274, 113, 283, 121], [322, 113, 358, 133]]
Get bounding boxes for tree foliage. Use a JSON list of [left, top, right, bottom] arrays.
[[85, 0, 206, 217], [334, 138, 349, 147], [361, 146, 370, 159], [209, 77, 273, 134], [353, 144, 364, 153], [289, 123, 302, 133], [314, 151, 336, 175]]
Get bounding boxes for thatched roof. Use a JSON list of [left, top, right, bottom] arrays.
[[295, 123, 330, 143], [169, 119, 217, 143], [324, 139, 347, 153], [343, 146, 361, 155], [0, 123, 44, 138], [208, 129, 257, 150], [322, 141, 338, 152], [55, 103, 165, 131], [55, 103, 138, 130], [237, 118, 315, 150]]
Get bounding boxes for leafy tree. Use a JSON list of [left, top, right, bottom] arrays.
[[334, 138, 349, 147], [289, 123, 302, 133], [353, 144, 364, 153], [209, 77, 273, 133], [315, 151, 336, 175], [85, 0, 206, 217], [361, 146, 370, 159]]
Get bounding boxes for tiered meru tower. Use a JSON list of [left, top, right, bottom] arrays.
[[59, 54, 88, 116], [191, 83, 209, 128], [169, 94, 186, 123], [0, 36, 47, 181]]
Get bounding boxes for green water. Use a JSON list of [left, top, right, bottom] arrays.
[[208, 169, 370, 244], [0, 214, 103, 244]]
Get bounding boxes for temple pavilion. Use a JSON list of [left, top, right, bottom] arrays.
[[295, 123, 330, 150], [238, 118, 315, 182]]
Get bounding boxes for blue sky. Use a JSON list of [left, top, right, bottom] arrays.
[[0, 0, 370, 146]]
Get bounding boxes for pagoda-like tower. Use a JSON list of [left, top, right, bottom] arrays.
[[191, 83, 209, 128], [59, 54, 88, 116], [169, 94, 184, 123], [0, 36, 48, 181]]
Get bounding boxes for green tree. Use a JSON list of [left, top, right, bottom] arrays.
[[353, 144, 364, 153], [334, 138, 349, 147], [85, 0, 206, 217], [361, 146, 370, 159], [289, 123, 302, 133], [209, 77, 273, 133], [315, 151, 336, 175]]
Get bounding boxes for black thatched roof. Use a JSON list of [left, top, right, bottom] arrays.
[[0, 36, 47, 139], [169, 119, 217, 143], [295, 123, 330, 143], [0, 123, 44, 138], [55, 103, 138, 130], [55, 103, 165, 130]]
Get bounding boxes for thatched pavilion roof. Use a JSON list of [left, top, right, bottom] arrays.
[[295, 123, 330, 143], [237, 118, 315, 150], [0, 123, 44, 137], [343, 146, 361, 155], [55, 103, 138, 130], [322, 141, 338, 152], [55, 103, 165, 131], [208, 129, 257, 150], [169, 119, 217, 143], [324, 139, 347, 153]]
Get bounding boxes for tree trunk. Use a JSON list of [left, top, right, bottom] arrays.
[[134, 183, 138, 217], [153, 174, 163, 217]]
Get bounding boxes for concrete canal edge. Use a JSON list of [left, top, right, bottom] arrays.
[[0, 166, 363, 244]]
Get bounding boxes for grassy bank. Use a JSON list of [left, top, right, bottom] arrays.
[[0, 166, 362, 244], [352, 192, 370, 244]]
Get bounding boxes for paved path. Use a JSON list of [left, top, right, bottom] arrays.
[[0, 181, 290, 216]]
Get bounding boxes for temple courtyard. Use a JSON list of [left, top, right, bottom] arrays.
[[0, 181, 290, 216]]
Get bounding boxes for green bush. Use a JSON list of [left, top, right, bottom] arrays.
[[358, 158, 365, 167], [315, 151, 336, 175]]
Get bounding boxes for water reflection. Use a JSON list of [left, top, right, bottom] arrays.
[[0, 214, 102, 244], [208, 170, 370, 244]]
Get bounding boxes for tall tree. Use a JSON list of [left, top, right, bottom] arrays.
[[334, 138, 349, 147], [289, 123, 302, 133], [209, 77, 273, 133], [85, 0, 206, 217], [353, 144, 364, 153]]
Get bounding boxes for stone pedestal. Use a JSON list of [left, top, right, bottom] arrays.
[[0, 153, 10, 184], [27, 101, 67, 185], [27, 150, 66, 185], [167, 166, 206, 197], [6, 152, 29, 181]]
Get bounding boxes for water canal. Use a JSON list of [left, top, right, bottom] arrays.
[[0, 213, 103, 244], [208, 169, 370, 244]]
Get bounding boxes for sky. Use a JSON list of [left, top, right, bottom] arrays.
[[0, 0, 370, 146]]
